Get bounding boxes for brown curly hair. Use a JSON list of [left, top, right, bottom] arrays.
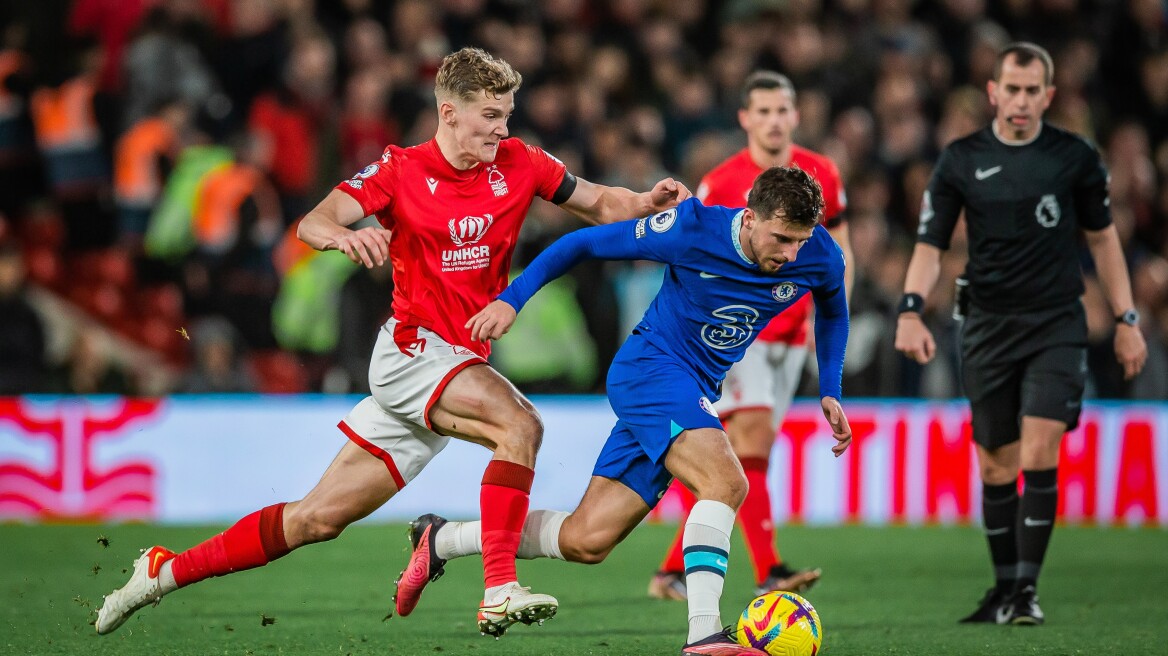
[[747, 166, 825, 230], [435, 47, 523, 104]]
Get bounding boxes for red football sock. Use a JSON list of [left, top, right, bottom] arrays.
[[480, 460, 534, 590], [660, 479, 696, 573], [738, 457, 779, 583], [171, 503, 290, 588]]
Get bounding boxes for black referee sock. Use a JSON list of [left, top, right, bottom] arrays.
[[1017, 468, 1059, 591], [981, 480, 1019, 595]]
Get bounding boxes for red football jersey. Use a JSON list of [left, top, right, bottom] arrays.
[[337, 137, 567, 357], [696, 145, 846, 345]]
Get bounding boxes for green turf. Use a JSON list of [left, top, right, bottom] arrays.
[[2, 522, 1166, 655]]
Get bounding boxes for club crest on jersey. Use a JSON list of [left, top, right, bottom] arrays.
[[649, 208, 677, 233], [699, 396, 719, 417], [772, 282, 798, 302], [1035, 194, 1060, 228], [487, 165, 508, 197], [449, 214, 494, 247]]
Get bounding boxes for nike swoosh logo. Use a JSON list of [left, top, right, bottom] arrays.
[[698, 272, 721, 279], [715, 559, 728, 568], [984, 527, 1010, 536], [479, 598, 510, 616], [996, 606, 1012, 624], [975, 166, 1002, 180], [1023, 517, 1051, 527]]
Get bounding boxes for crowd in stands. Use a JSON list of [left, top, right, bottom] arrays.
[[0, 0, 1165, 399]]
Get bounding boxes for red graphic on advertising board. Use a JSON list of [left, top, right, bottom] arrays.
[[647, 403, 1161, 527], [0, 398, 163, 520]]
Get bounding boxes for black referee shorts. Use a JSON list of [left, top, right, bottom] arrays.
[[960, 301, 1088, 450]]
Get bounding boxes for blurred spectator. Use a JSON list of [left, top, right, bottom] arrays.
[[180, 315, 256, 393], [0, 242, 48, 393], [28, 37, 114, 250], [330, 260, 393, 395], [113, 97, 193, 243], [47, 324, 132, 395], [121, 2, 218, 128], [0, 27, 45, 222], [247, 28, 337, 220]]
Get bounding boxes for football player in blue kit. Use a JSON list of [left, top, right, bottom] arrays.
[[398, 166, 852, 656]]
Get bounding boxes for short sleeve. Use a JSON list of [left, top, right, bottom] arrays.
[[916, 147, 964, 250], [524, 143, 569, 202], [1074, 144, 1112, 231], [335, 147, 400, 220]]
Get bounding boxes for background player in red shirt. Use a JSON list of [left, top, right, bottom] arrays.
[[96, 47, 690, 638], [650, 71, 855, 601]]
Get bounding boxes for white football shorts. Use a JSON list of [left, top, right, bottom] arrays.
[[715, 340, 808, 427], [338, 318, 485, 490]]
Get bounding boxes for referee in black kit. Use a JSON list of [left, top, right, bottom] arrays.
[[894, 43, 1147, 626]]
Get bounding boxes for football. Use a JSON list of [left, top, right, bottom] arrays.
[[736, 591, 823, 656]]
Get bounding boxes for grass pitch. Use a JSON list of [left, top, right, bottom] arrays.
[[3, 522, 1166, 655]]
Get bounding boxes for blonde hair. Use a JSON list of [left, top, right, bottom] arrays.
[[435, 47, 523, 104]]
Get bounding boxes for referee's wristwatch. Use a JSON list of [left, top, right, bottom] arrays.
[[1116, 308, 1140, 327]]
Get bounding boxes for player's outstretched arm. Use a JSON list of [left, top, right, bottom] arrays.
[[297, 189, 391, 268], [821, 397, 852, 457], [894, 243, 942, 364], [1083, 225, 1148, 380], [558, 177, 691, 225], [465, 300, 518, 343]]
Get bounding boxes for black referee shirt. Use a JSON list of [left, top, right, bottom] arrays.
[[917, 123, 1111, 314]]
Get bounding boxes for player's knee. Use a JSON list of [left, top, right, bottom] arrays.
[[288, 506, 347, 545], [492, 404, 544, 453], [561, 534, 614, 565], [691, 470, 748, 508], [724, 471, 749, 508]]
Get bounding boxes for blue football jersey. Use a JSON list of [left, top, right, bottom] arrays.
[[499, 197, 848, 397]]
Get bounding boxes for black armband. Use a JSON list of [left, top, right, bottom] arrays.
[[897, 293, 924, 315], [550, 170, 578, 205]]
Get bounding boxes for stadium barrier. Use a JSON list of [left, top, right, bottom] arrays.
[[1, 396, 1164, 527]]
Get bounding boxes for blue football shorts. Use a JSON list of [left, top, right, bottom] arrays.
[[593, 335, 724, 508]]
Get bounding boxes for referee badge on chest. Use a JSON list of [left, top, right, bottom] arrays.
[[1035, 194, 1061, 228], [772, 282, 798, 302]]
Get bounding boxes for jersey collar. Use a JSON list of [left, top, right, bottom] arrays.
[[730, 210, 755, 266], [991, 120, 1043, 147]]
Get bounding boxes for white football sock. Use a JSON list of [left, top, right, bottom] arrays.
[[517, 510, 567, 560], [684, 500, 735, 644], [158, 560, 178, 594], [434, 521, 482, 560], [434, 510, 568, 561]]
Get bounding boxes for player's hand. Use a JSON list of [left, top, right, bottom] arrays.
[[821, 397, 852, 457], [1114, 323, 1148, 380], [334, 226, 391, 268], [894, 314, 936, 365], [465, 300, 518, 342], [647, 177, 692, 210]]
